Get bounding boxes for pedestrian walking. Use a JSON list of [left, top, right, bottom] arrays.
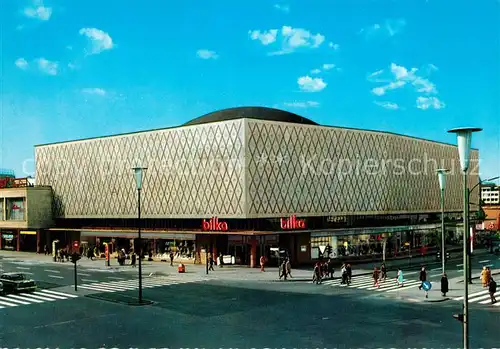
[[286, 258, 292, 278], [208, 256, 215, 271], [373, 267, 380, 288], [327, 259, 334, 279], [340, 263, 348, 285], [313, 262, 322, 284], [441, 273, 449, 297], [418, 267, 427, 290], [481, 267, 488, 287], [380, 263, 387, 282], [489, 278, 497, 304], [169, 251, 174, 266], [260, 255, 265, 272], [346, 264, 352, 285], [131, 252, 137, 267], [396, 268, 404, 287]]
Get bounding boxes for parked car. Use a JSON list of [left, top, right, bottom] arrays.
[[0, 280, 4, 295], [0, 273, 37, 293]]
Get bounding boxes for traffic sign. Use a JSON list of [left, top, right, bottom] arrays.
[[422, 281, 432, 291], [319, 245, 326, 254], [329, 252, 336, 258]]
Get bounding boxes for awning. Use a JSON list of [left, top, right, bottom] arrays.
[[80, 231, 196, 240]]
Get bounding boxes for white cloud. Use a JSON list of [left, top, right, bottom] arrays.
[[322, 63, 336, 70], [67, 63, 78, 70], [310, 69, 321, 74], [23, 1, 52, 21], [361, 18, 406, 38], [35, 58, 58, 75], [374, 101, 400, 110], [416, 96, 445, 110], [284, 101, 319, 108], [369, 62, 444, 109], [249, 26, 326, 55], [328, 42, 340, 50], [297, 76, 327, 92], [371, 80, 406, 96], [82, 88, 106, 96], [248, 29, 278, 45], [196, 49, 218, 60], [15, 58, 29, 70], [79, 28, 114, 55], [274, 4, 290, 13]]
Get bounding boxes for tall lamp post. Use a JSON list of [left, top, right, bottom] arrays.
[[466, 175, 500, 283], [437, 168, 449, 275], [133, 166, 147, 304], [448, 127, 482, 349]]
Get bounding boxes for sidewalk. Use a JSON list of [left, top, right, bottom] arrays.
[[0, 250, 374, 282]]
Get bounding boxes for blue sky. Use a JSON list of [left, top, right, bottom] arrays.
[[1, 0, 499, 181]]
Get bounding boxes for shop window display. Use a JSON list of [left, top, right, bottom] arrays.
[[6, 198, 25, 221]]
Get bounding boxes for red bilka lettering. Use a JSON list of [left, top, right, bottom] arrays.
[[280, 215, 306, 230], [202, 217, 228, 231]]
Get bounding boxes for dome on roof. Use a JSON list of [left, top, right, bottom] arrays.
[[183, 106, 319, 126]]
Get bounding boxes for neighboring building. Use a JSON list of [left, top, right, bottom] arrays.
[[34, 107, 479, 266], [481, 182, 500, 205], [0, 175, 53, 252]]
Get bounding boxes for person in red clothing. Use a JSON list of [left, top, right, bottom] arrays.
[[373, 267, 380, 288], [260, 255, 266, 272]]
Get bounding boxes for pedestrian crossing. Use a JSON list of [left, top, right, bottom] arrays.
[[320, 275, 423, 293], [0, 289, 78, 310], [76, 276, 206, 293], [453, 289, 500, 307]]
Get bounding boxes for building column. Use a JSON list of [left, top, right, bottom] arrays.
[[16, 231, 20, 251], [36, 231, 41, 254], [250, 238, 257, 268]]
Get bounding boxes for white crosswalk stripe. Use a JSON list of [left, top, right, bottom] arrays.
[[77, 277, 206, 293], [0, 289, 78, 310], [453, 290, 500, 307], [321, 275, 423, 293]]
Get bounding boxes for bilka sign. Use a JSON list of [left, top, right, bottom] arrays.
[[202, 217, 228, 232], [280, 215, 306, 230]]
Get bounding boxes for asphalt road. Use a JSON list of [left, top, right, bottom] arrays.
[[0, 255, 138, 288], [0, 278, 499, 348]]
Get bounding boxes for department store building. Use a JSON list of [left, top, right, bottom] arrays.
[[31, 107, 479, 266]]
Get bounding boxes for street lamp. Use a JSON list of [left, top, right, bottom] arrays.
[[133, 166, 147, 304], [437, 168, 449, 275], [448, 127, 482, 349], [467, 175, 500, 281]]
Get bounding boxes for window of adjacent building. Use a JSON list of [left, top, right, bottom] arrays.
[[6, 198, 25, 221]]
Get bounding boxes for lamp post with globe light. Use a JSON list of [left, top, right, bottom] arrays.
[[133, 166, 147, 304], [448, 127, 482, 349], [437, 168, 449, 275]]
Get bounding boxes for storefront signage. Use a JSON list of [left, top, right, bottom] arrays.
[[202, 217, 228, 232], [20, 231, 36, 235], [280, 215, 306, 230]]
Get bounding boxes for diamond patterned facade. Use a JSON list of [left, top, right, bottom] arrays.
[[35, 118, 479, 219]]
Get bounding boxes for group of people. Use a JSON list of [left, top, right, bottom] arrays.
[[312, 259, 336, 284], [481, 266, 497, 304]]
